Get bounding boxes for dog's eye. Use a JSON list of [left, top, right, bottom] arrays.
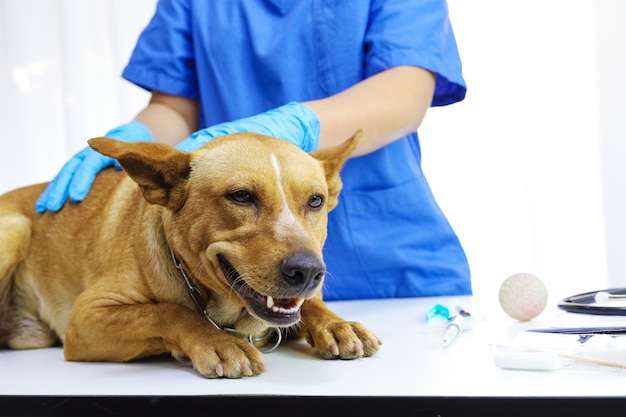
[[228, 190, 254, 204], [308, 195, 324, 209]]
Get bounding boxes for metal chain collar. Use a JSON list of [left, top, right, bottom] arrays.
[[169, 246, 282, 353]]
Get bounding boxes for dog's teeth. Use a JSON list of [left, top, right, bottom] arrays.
[[265, 297, 305, 315]]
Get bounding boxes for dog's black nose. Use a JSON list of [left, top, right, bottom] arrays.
[[280, 251, 325, 293]]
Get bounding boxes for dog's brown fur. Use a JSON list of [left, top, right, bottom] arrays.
[[0, 131, 380, 378]]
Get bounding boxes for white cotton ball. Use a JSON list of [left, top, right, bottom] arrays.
[[499, 273, 548, 321]]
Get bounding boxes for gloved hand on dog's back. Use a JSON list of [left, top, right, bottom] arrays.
[[35, 121, 153, 213], [36, 102, 320, 213], [175, 101, 320, 152]]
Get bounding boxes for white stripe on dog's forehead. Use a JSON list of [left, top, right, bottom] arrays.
[[270, 153, 283, 183], [270, 153, 305, 236]]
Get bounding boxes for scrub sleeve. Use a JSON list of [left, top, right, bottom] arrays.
[[122, 0, 472, 300]]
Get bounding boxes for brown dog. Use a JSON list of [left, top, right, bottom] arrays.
[[0, 131, 380, 378]]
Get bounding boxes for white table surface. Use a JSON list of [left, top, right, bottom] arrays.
[[1, 296, 624, 399]]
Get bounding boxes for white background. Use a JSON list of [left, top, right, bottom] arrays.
[[1, 0, 624, 306]]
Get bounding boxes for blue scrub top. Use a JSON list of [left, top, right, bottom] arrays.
[[122, 0, 472, 300]]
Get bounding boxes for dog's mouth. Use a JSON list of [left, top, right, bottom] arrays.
[[217, 254, 304, 326]]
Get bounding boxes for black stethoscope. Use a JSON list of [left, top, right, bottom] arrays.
[[558, 288, 626, 315]]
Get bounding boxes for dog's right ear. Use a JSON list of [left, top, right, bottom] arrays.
[[88, 138, 192, 211]]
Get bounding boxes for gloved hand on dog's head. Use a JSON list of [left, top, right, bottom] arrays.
[[35, 121, 153, 213], [36, 102, 320, 213], [175, 102, 320, 152]]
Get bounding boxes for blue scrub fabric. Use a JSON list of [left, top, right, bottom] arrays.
[[122, 0, 472, 300]]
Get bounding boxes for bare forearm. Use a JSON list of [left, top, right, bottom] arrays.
[[131, 66, 434, 155], [133, 93, 199, 146], [304, 66, 435, 156]]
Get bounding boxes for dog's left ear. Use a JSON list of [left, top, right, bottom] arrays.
[[309, 130, 361, 211], [88, 138, 192, 211]]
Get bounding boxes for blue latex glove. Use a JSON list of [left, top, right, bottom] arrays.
[[176, 102, 320, 152], [35, 121, 153, 213]]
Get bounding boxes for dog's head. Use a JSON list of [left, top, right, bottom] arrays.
[[89, 131, 359, 331]]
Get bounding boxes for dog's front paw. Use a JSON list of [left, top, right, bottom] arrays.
[[183, 336, 266, 378], [303, 321, 381, 359]]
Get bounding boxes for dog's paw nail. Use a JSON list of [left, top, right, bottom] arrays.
[[354, 342, 364, 356], [241, 362, 253, 376], [330, 343, 339, 356], [255, 361, 266, 373], [214, 362, 224, 377], [368, 338, 382, 349]]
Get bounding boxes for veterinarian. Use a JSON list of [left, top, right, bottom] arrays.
[[36, 0, 472, 301]]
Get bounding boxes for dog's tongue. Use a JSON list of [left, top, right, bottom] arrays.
[[276, 297, 294, 308]]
